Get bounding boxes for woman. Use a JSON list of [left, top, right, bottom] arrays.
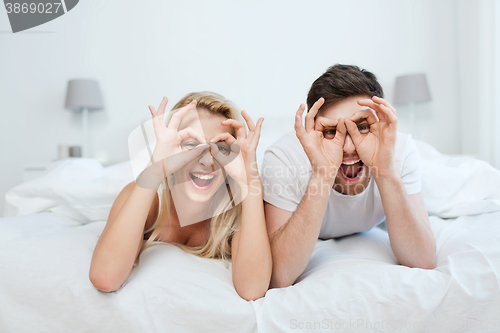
[[89, 92, 272, 301]]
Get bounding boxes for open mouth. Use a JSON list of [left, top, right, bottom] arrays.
[[189, 172, 216, 190], [339, 159, 364, 182]]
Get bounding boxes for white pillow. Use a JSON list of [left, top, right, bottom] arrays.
[[4, 158, 134, 223], [414, 140, 500, 217]]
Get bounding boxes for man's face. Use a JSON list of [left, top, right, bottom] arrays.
[[315, 95, 372, 195]]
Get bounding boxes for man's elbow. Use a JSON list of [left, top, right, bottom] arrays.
[[269, 271, 295, 289], [416, 257, 436, 270], [415, 244, 437, 269], [406, 256, 436, 270]]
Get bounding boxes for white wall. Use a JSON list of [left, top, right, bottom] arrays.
[[0, 0, 496, 215], [496, 0, 500, 169], [456, 0, 499, 166]]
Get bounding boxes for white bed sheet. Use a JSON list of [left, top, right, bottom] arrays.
[[2, 139, 500, 332], [0, 213, 256, 333], [1, 211, 499, 332], [255, 212, 500, 332]]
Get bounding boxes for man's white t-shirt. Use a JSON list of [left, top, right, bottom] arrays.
[[261, 131, 422, 239]]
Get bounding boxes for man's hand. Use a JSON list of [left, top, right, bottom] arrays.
[[344, 96, 398, 179], [294, 98, 347, 182]]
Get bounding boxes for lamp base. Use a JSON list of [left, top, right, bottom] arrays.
[[82, 108, 88, 158]]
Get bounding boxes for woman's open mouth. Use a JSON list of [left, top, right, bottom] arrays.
[[339, 159, 364, 182], [189, 172, 216, 190]]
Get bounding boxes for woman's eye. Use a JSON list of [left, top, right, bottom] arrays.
[[216, 142, 231, 155], [323, 129, 336, 139], [183, 141, 199, 150]]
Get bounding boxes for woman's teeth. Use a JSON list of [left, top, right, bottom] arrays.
[[192, 173, 214, 180], [342, 159, 361, 165]]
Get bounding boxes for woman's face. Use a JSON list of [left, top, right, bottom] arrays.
[[171, 108, 233, 203]]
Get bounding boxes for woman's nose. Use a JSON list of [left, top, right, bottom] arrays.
[[343, 134, 356, 154], [198, 148, 213, 167]]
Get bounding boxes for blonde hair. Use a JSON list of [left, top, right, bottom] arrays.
[[138, 92, 243, 263]]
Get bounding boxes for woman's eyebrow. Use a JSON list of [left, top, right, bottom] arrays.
[[183, 137, 201, 142]]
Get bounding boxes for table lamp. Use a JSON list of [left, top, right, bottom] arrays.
[[393, 73, 431, 135], [64, 79, 104, 158]]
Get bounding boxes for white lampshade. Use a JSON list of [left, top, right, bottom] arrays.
[[393, 73, 431, 105], [65, 79, 104, 111]]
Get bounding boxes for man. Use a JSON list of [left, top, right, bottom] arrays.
[[262, 64, 436, 288]]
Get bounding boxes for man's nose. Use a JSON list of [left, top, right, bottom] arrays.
[[198, 148, 214, 167], [343, 134, 356, 154]]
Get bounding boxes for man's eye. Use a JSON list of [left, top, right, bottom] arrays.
[[358, 124, 370, 133], [323, 129, 336, 139]]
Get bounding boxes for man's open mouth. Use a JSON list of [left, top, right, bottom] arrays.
[[190, 172, 216, 189], [339, 159, 364, 182]]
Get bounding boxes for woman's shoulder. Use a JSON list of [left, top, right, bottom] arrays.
[[111, 181, 159, 237]]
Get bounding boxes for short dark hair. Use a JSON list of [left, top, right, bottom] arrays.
[[306, 64, 384, 112]]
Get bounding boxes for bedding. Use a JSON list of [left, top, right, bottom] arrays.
[[1, 140, 500, 332]]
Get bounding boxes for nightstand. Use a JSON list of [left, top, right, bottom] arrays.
[[22, 164, 50, 183]]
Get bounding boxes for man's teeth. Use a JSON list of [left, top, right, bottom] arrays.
[[192, 173, 214, 180], [342, 159, 361, 165]]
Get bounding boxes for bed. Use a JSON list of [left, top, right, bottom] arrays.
[[1, 139, 500, 332]]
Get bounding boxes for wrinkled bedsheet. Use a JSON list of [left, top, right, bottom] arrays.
[[1, 211, 499, 332], [2, 139, 500, 332]]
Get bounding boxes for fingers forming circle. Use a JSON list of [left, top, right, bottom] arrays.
[[349, 109, 379, 125], [168, 100, 197, 130], [305, 98, 324, 132], [221, 119, 246, 140], [177, 127, 206, 144], [210, 132, 237, 145], [157, 97, 169, 117], [241, 110, 256, 131]]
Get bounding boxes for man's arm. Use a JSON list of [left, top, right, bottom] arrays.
[[266, 176, 333, 288], [376, 173, 436, 269], [265, 99, 347, 288], [347, 96, 436, 269]]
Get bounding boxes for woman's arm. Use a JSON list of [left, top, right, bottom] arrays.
[[231, 172, 272, 301], [213, 111, 272, 301], [89, 181, 158, 292], [89, 96, 204, 292]]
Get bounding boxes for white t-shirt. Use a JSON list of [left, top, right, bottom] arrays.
[[261, 131, 422, 239]]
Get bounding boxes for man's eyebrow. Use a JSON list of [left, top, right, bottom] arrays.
[[354, 118, 369, 125]]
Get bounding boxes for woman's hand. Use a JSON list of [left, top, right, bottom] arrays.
[[344, 96, 398, 179], [210, 111, 264, 186], [137, 97, 209, 189], [294, 98, 347, 182]]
